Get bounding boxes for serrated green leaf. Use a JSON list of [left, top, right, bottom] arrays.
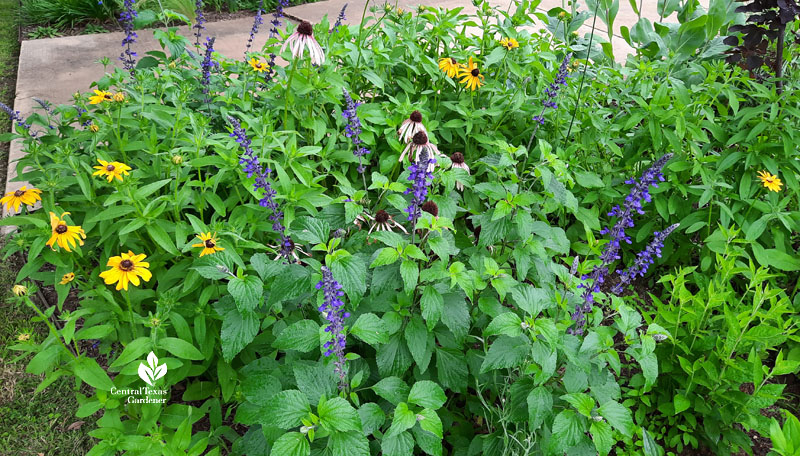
[[273, 320, 320, 352], [408, 380, 446, 410], [262, 390, 311, 429], [351, 313, 389, 345], [318, 397, 361, 432]]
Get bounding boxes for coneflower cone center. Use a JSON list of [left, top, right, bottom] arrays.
[[375, 210, 390, 224], [410, 111, 423, 123], [120, 259, 134, 271], [55, 224, 68, 234], [451, 152, 465, 164], [205, 239, 216, 248], [421, 201, 438, 216], [106, 164, 115, 171], [412, 131, 428, 145], [14, 190, 24, 197], [298, 21, 313, 36], [471, 68, 479, 76]]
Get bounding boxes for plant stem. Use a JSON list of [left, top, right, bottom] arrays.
[[283, 59, 299, 129], [125, 290, 138, 339]]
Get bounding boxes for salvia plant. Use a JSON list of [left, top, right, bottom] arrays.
[[1, 1, 798, 455]]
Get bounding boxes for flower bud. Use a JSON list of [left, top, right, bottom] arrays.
[[558, 11, 567, 18], [12, 284, 28, 296], [89, 124, 99, 133], [113, 92, 125, 102], [171, 155, 183, 165]]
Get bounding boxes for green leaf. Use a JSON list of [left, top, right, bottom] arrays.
[[382, 431, 414, 456], [371, 377, 410, 405], [480, 336, 530, 373], [591, 420, 614, 456], [72, 357, 114, 391], [292, 217, 330, 244], [417, 409, 443, 438], [273, 320, 320, 353], [158, 337, 204, 360], [146, 223, 180, 255], [110, 337, 153, 368], [561, 393, 596, 417], [135, 179, 172, 199], [270, 432, 310, 456], [673, 393, 690, 415], [441, 292, 470, 342], [86, 205, 136, 224], [0, 215, 47, 228], [328, 431, 369, 456], [408, 380, 447, 410], [350, 313, 389, 346], [361, 70, 385, 89], [242, 374, 282, 406], [484, 312, 523, 338], [228, 275, 263, 312], [421, 286, 444, 330], [219, 303, 259, 362], [386, 402, 416, 437], [358, 403, 386, 436], [510, 285, 550, 317], [371, 248, 400, 267], [598, 400, 633, 438], [552, 409, 583, 448], [404, 316, 432, 373], [400, 260, 419, 293], [293, 362, 337, 404], [262, 390, 311, 429], [318, 397, 361, 432], [527, 386, 552, 431], [330, 254, 367, 300], [376, 333, 413, 377]]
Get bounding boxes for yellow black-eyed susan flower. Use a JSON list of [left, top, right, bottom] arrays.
[[757, 170, 783, 192], [458, 57, 484, 91], [99, 251, 152, 291], [438, 57, 461, 78], [60, 272, 75, 285], [1, 186, 42, 212], [192, 232, 225, 257], [499, 37, 519, 50], [248, 57, 268, 73], [89, 90, 113, 105], [92, 159, 132, 183], [46, 212, 86, 252]]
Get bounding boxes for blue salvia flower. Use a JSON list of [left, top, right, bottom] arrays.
[[569, 154, 673, 335], [316, 266, 350, 385], [612, 223, 679, 295], [119, 0, 138, 74], [262, 0, 289, 84], [200, 37, 218, 102], [341, 88, 370, 173], [533, 53, 571, 125], [228, 116, 294, 259], [192, 0, 206, 47], [245, 0, 264, 57], [33, 98, 55, 129], [404, 147, 436, 228], [331, 3, 347, 32], [0, 102, 30, 130]]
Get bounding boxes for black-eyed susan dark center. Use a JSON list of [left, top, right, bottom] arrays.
[[14, 189, 24, 197], [205, 239, 216, 248], [106, 164, 115, 172], [413, 131, 428, 145], [298, 21, 313, 36], [471, 68, 480, 77], [375, 210, 390, 224], [410, 111, 423, 123], [55, 224, 68, 234], [120, 259, 134, 271]]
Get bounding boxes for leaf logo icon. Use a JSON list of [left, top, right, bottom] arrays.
[[138, 351, 167, 386]]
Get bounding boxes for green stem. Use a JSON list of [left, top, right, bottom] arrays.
[[125, 290, 138, 339], [354, 0, 371, 70], [24, 296, 77, 360], [283, 59, 299, 129]]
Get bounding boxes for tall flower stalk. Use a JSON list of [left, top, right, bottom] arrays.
[[405, 148, 436, 243], [0, 102, 30, 131], [526, 53, 571, 150], [612, 223, 679, 294], [119, 0, 138, 74], [228, 117, 294, 259], [192, 0, 206, 47], [245, 0, 264, 57], [263, 0, 289, 84], [569, 154, 673, 335], [200, 37, 218, 109], [316, 266, 350, 387], [331, 3, 348, 32], [341, 88, 371, 186]]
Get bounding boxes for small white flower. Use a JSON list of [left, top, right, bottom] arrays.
[[280, 21, 325, 66], [355, 210, 408, 234], [449, 152, 470, 191], [398, 110, 427, 144]]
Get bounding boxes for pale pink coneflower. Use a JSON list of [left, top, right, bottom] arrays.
[[280, 21, 325, 65], [398, 110, 427, 144], [450, 152, 470, 191], [355, 210, 409, 234], [399, 131, 442, 172]]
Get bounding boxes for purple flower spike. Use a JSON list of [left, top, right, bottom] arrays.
[[404, 147, 436, 227], [316, 266, 349, 385], [569, 154, 673, 336], [532, 53, 571, 125], [341, 88, 370, 173], [612, 223, 679, 294], [193, 0, 206, 47], [200, 37, 218, 102], [245, 0, 264, 57], [0, 102, 30, 130], [228, 116, 294, 259], [262, 0, 289, 84], [119, 0, 138, 74], [331, 3, 347, 32]]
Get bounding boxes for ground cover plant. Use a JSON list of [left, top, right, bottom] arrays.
[[1, 0, 799, 454]]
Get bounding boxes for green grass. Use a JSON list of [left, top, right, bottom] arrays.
[[0, 1, 95, 453]]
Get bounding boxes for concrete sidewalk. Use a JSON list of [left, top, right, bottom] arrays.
[[3, 0, 702, 202]]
